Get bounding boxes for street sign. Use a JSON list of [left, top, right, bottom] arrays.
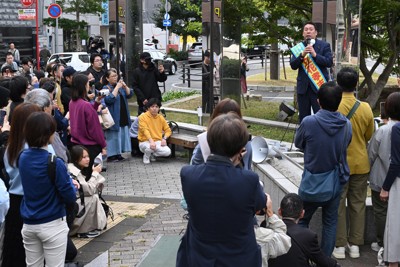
[[18, 9, 35, 20], [165, 2, 171, 12], [48, 3, 62, 19], [164, 13, 170, 20], [21, 0, 33, 7], [163, 19, 172, 27]]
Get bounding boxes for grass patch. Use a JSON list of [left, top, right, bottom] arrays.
[[247, 67, 297, 87], [162, 90, 198, 102], [166, 96, 298, 143]]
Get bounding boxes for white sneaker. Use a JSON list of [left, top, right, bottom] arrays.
[[332, 246, 346, 259], [345, 243, 360, 258], [143, 154, 150, 164], [150, 154, 156, 162], [377, 247, 385, 266], [371, 242, 382, 252]]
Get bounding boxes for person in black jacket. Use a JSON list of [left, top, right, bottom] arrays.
[[132, 52, 167, 115], [269, 193, 340, 267], [87, 53, 107, 91]]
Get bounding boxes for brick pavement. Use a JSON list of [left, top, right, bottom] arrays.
[[77, 153, 380, 267]]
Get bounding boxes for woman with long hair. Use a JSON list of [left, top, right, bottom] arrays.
[[68, 145, 107, 237], [101, 68, 133, 162], [69, 74, 106, 179], [19, 112, 76, 266], [2, 103, 42, 267]]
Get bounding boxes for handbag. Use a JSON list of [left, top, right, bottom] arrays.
[[298, 123, 349, 202], [99, 191, 114, 221], [98, 107, 115, 130]]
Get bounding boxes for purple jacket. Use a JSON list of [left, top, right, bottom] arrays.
[[69, 98, 106, 148]]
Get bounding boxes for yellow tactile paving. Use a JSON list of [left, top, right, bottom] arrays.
[[72, 201, 159, 249]]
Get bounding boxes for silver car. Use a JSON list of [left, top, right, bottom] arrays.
[[188, 42, 202, 65]]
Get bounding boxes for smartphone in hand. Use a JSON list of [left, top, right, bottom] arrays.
[[0, 110, 6, 127]]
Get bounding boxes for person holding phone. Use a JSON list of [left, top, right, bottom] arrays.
[[177, 113, 267, 267], [101, 68, 133, 162], [68, 145, 107, 238], [132, 52, 167, 115]]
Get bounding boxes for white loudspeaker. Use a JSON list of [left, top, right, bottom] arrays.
[[251, 136, 277, 163]]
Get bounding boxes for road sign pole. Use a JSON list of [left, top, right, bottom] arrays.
[[55, 18, 58, 53], [35, 0, 39, 69], [165, 0, 168, 49]]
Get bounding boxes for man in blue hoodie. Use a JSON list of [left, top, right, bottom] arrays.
[[294, 81, 352, 257]]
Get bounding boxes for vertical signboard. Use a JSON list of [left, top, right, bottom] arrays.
[[101, 0, 109, 26]]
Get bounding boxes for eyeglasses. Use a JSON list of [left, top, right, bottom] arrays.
[[94, 59, 103, 62]]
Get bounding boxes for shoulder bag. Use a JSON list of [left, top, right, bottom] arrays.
[[98, 107, 115, 130], [298, 123, 349, 202]]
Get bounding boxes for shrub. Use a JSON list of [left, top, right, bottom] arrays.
[[168, 49, 188, 61], [162, 90, 198, 102]]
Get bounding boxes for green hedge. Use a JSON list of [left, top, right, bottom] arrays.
[[168, 49, 188, 61]]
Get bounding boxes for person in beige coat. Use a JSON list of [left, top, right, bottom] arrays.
[[68, 145, 107, 238]]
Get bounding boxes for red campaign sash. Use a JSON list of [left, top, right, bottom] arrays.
[[290, 42, 326, 90]]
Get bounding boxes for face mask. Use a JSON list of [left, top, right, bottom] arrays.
[[145, 58, 152, 65]]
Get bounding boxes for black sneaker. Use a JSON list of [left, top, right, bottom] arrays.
[[77, 230, 100, 238], [107, 156, 118, 162], [116, 155, 126, 161]]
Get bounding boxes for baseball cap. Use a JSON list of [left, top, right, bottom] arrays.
[[63, 66, 77, 77], [140, 52, 152, 60]]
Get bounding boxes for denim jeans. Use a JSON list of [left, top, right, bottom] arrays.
[[299, 192, 341, 257]]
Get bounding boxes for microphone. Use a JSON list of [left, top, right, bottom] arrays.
[[306, 38, 311, 45]]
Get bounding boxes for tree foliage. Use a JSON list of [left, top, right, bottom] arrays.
[[358, 0, 400, 107], [239, 0, 312, 48], [44, 0, 105, 51], [153, 0, 202, 51]]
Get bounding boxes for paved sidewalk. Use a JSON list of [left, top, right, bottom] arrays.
[[76, 153, 381, 267]]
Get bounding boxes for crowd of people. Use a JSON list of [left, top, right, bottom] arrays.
[[0, 41, 170, 265], [0, 24, 399, 267]]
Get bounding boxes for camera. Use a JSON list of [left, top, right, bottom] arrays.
[[98, 89, 110, 96]]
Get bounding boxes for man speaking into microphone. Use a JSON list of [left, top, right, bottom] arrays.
[[290, 22, 333, 122]]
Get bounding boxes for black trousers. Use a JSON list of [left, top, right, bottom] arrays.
[[297, 88, 320, 123], [2, 194, 25, 267]]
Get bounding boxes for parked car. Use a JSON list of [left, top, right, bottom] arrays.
[[144, 49, 177, 75], [47, 52, 90, 72], [188, 42, 203, 65], [245, 45, 270, 59]]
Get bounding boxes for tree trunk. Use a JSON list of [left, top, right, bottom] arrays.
[[182, 34, 188, 52], [270, 42, 279, 80], [363, 52, 397, 109]]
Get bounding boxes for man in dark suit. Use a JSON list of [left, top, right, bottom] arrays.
[[269, 193, 340, 267], [290, 22, 333, 122], [177, 113, 267, 267]]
